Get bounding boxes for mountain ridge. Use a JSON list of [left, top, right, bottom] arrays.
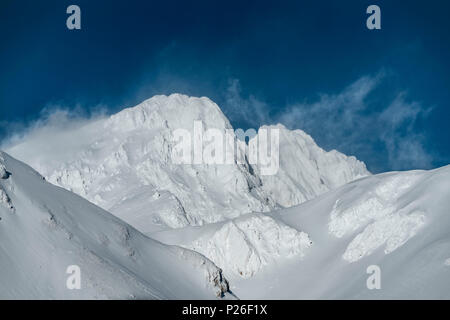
[[6, 94, 369, 233]]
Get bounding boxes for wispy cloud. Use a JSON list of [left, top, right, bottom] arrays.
[[1, 73, 435, 173], [223, 78, 271, 127], [1, 105, 107, 168], [378, 94, 433, 170], [223, 73, 434, 172]]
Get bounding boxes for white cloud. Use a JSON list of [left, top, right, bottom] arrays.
[[224, 73, 434, 172]]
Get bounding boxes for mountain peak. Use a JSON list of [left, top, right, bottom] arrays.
[[107, 93, 231, 132], [6, 94, 369, 232]]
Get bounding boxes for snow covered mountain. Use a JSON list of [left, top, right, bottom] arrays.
[[154, 165, 450, 299], [0, 151, 231, 299], [6, 94, 368, 235], [3, 94, 449, 299]]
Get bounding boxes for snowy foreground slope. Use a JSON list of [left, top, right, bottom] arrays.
[[0, 151, 231, 299], [153, 165, 450, 299], [6, 94, 368, 234]]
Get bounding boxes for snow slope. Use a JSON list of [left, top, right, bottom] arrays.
[[153, 165, 450, 299], [5, 94, 368, 234], [152, 213, 313, 279], [0, 151, 231, 299]]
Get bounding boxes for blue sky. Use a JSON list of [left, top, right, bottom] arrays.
[[0, 0, 449, 172]]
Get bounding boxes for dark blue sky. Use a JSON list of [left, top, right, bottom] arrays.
[[0, 0, 449, 172]]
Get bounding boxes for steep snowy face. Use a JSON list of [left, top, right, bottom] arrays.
[[7, 94, 271, 231], [0, 151, 231, 299], [6, 94, 369, 232], [97, 94, 275, 227], [253, 124, 368, 207]]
